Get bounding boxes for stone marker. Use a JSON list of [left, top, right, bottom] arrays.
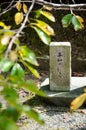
[[50, 42, 71, 91], [40, 41, 86, 106]]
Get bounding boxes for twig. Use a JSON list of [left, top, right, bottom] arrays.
[[5, 0, 36, 57], [0, 4, 16, 16], [3, 0, 15, 11], [0, 0, 86, 11], [24, 0, 86, 8]]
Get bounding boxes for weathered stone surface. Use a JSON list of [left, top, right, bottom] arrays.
[[41, 77, 86, 106], [50, 42, 71, 91]]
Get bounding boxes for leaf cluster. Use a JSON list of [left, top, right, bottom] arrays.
[[0, 2, 85, 130], [0, 3, 56, 130], [61, 13, 84, 31], [14, 2, 55, 45]]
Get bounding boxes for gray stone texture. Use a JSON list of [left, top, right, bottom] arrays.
[[50, 42, 71, 91]]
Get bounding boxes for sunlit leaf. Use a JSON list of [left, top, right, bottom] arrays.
[[31, 20, 55, 36], [43, 5, 53, 11], [14, 38, 20, 45], [0, 22, 11, 29], [25, 80, 45, 97], [21, 60, 40, 78], [18, 46, 38, 66], [11, 63, 24, 78], [72, 15, 84, 31], [41, 10, 55, 22], [27, 64, 40, 78], [0, 59, 14, 72], [1, 35, 10, 45], [76, 15, 84, 28], [8, 75, 25, 88], [31, 26, 51, 45], [1, 86, 19, 103], [18, 105, 44, 124], [0, 21, 6, 28], [70, 93, 86, 111], [9, 51, 18, 62], [0, 116, 19, 130], [4, 25, 11, 30], [0, 43, 7, 53], [61, 14, 73, 28], [16, 2, 22, 11], [14, 12, 24, 25], [34, 9, 42, 18], [23, 3, 28, 14], [0, 29, 15, 35]]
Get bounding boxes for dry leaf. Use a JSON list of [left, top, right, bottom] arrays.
[[33, 20, 55, 36], [1, 35, 10, 45], [14, 12, 24, 25], [9, 51, 18, 61], [76, 15, 84, 28], [16, 2, 22, 11], [70, 93, 86, 111], [43, 5, 53, 11], [23, 3, 28, 14]]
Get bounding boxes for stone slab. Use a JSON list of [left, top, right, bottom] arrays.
[[40, 77, 86, 106]]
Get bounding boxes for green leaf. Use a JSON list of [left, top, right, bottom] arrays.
[[14, 38, 20, 45], [34, 9, 42, 18], [11, 63, 24, 78], [21, 60, 40, 78], [72, 15, 83, 31], [0, 116, 19, 130], [0, 59, 14, 72], [31, 20, 55, 36], [0, 43, 7, 53], [0, 22, 11, 29], [27, 64, 40, 78], [1, 86, 19, 104], [18, 46, 38, 66], [0, 29, 15, 36], [21, 105, 44, 124], [61, 14, 73, 28], [41, 10, 55, 22], [7, 75, 25, 90], [25, 80, 45, 97], [1, 106, 19, 121], [31, 26, 51, 45]]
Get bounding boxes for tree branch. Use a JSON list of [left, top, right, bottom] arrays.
[[1, 0, 86, 11], [3, 0, 15, 11], [5, 0, 36, 57]]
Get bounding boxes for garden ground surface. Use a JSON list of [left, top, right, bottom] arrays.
[[18, 70, 86, 130]]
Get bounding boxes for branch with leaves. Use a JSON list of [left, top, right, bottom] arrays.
[[0, 0, 85, 129], [1, 0, 86, 11], [5, 0, 36, 57]]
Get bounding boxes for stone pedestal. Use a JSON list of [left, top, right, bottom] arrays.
[[40, 42, 86, 106], [41, 77, 86, 106]]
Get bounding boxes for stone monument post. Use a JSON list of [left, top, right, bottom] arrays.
[[50, 42, 71, 91], [41, 42, 86, 106]]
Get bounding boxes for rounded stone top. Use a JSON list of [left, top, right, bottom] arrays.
[[50, 42, 71, 46]]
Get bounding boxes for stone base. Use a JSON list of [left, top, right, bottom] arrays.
[[40, 77, 86, 107]]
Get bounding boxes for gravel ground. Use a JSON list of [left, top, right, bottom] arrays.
[[18, 71, 86, 130], [19, 105, 86, 130]]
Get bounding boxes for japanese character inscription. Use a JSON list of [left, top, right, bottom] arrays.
[[56, 51, 63, 78]]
